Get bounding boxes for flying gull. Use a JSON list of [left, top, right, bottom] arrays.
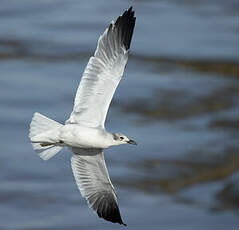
[[29, 7, 136, 226]]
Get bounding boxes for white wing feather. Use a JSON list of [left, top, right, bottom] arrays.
[[66, 8, 135, 128], [71, 149, 126, 225]]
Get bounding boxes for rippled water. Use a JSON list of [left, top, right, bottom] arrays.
[[1, 0, 239, 229]]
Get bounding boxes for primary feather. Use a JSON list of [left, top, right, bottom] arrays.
[[71, 149, 126, 226], [66, 7, 136, 128]]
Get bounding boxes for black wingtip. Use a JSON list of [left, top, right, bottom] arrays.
[[122, 222, 127, 227], [114, 6, 136, 51], [97, 203, 126, 226], [96, 194, 127, 226]]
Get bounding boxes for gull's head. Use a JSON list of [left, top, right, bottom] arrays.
[[112, 133, 137, 146]]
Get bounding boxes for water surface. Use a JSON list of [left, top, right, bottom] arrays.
[[1, 0, 239, 229]]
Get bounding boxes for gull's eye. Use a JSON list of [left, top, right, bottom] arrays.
[[120, 136, 124, 140]]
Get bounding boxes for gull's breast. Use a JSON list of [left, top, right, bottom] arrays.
[[59, 124, 110, 149]]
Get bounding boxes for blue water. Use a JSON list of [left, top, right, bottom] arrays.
[[1, 0, 239, 229]]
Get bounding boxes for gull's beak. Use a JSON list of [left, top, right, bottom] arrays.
[[127, 139, 137, 145]]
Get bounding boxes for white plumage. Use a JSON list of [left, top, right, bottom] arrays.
[[66, 22, 129, 128], [29, 7, 136, 226]]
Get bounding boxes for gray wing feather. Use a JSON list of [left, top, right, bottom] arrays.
[[66, 7, 135, 128], [71, 149, 126, 225]]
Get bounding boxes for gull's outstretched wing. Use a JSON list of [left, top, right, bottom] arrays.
[[66, 7, 136, 127], [71, 149, 126, 226]]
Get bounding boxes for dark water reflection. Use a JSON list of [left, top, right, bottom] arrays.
[[1, 0, 239, 229]]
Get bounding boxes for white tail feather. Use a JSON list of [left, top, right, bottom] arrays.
[[29, 112, 63, 160]]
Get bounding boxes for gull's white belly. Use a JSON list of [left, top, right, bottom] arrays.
[[59, 124, 111, 149]]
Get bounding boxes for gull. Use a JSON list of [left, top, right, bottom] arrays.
[[29, 7, 136, 226]]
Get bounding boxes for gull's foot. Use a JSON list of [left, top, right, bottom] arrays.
[[40, 142, 53, 147]]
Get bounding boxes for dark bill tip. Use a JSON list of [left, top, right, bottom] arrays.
[[127, 139, 137, 145]]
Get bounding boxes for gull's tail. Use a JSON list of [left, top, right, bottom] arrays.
[[29, 112, 63, 161]]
